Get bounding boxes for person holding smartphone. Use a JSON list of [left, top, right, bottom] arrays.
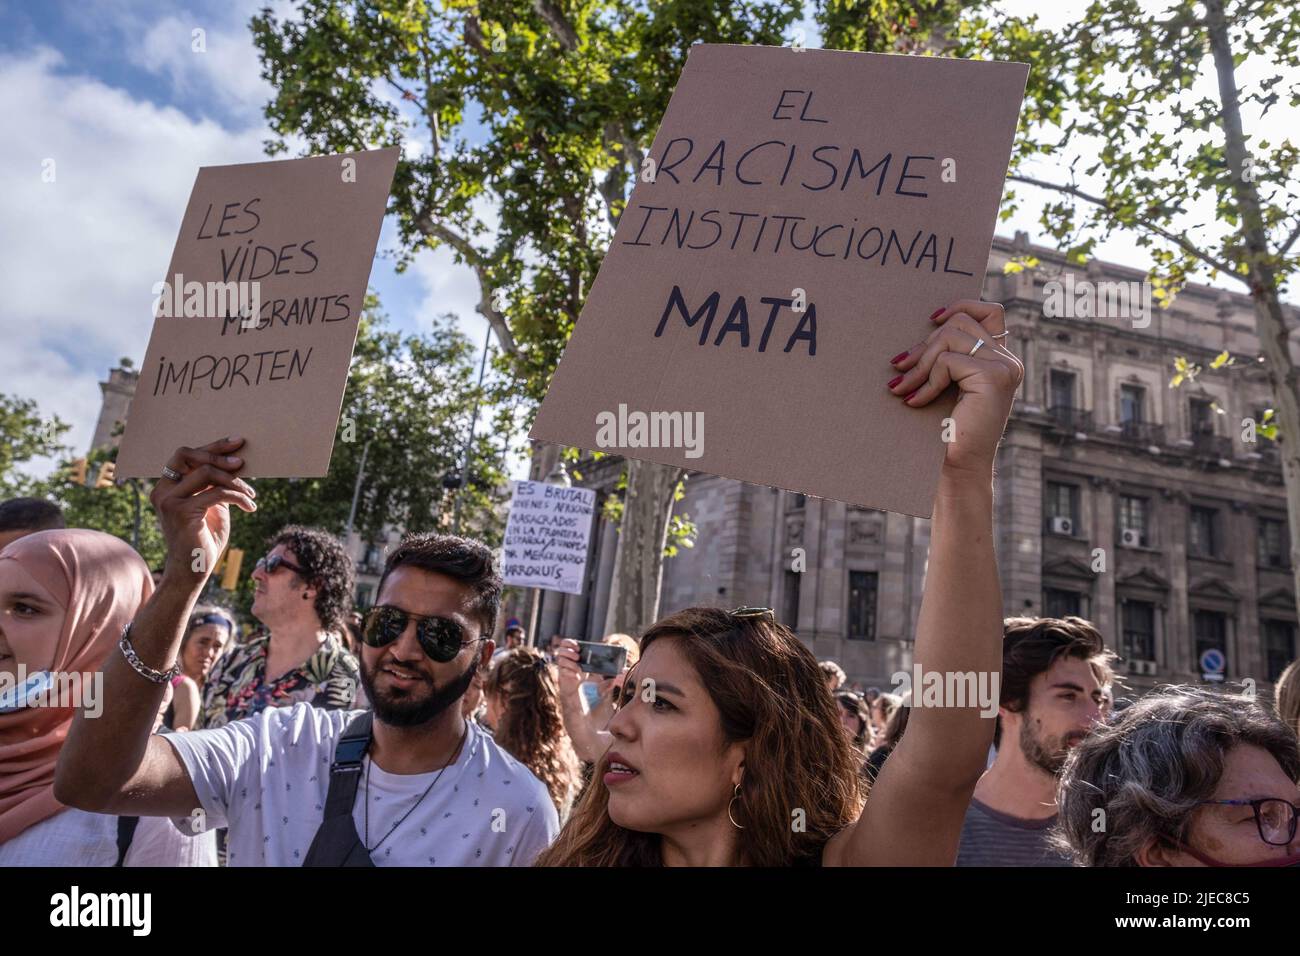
[[538, 300, 1022, 866], [555, 633, 639, 764]]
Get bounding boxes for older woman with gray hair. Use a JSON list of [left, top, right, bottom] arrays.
[[1055, 685, 1300, 867]]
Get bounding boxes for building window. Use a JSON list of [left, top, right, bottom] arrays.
[[783, 570, 801, 630], [355, 583, 374, 609], [1121, 600, 1156, 661], [847, 571, 878, 641], [1192, 609, 1228, 676], [1189, 506, 1220, 558], [1119, 495, 1149, 546], [790, 493, 807, 510], [1258, 517, 1289, 569], [1189, 397, 1216, 436], [1049, 369, 1077, 410], [1044, 588, 1083, 618], [1045, 482, 1080, 535], [1263, 620, 1296, 683], [1119, 384, 1145, 425]]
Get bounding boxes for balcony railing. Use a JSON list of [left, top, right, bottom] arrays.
[[1119, 420, 1166, 445], [1190, 432, 1233, 459], [1047, 406, 1093, 432], [1256, 442, 1282, 466]]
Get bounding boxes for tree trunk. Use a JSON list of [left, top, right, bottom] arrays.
[[1206, 0, 1300, 629], [603, 458, 684, 636]]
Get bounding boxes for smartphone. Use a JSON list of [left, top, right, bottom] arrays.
[[576, 640, 628, 677]]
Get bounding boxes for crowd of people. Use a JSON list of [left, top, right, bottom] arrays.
[[2, 300, 1298, 867]]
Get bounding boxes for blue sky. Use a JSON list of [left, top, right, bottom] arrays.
[[2, 0, 1293, 481], [0, 0, 494, 476]]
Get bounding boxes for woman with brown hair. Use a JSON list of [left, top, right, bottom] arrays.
[[484, 647, 583, 821], [537, 299, 1022, 866]]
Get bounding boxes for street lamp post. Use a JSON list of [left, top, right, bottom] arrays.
[[345, 439, 371, 544], [453, 325, 493, 536]]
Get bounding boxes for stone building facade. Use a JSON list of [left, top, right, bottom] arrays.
[[529, 232, 1300, 696], [90, 365, 140, 451]]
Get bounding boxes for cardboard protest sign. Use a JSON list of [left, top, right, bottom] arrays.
[[530, 45, 1027, 517], [116, 147, 399, 478], [501, 480, 597, 594]]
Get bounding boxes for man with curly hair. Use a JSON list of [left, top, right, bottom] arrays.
[[200, 525, 358, 729]]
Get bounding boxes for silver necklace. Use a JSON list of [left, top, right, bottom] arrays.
[[363, 725, 468, 854]]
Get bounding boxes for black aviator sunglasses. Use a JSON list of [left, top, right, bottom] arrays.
[[255, 554, 307, 577], [361, 605, 484, 663]]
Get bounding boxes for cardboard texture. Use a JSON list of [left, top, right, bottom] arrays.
[[116, 147, 399, 478], [530, 45, 1027, 517], [501, 481, 598, 595]]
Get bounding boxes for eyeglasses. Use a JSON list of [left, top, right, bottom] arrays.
[[255, 554, 307, 577], [1198, 798, 1300, 846], [361, 605, 483, 663], [730, 606, 775, 622]]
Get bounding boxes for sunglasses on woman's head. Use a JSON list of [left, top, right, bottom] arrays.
[[730, 606, 775, 622], [361, 605, 483, 663]]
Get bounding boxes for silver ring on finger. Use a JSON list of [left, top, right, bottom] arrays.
[[991, 331, 1010, 340], [968, 337, 987, 357], [161, 466, 183, 482]]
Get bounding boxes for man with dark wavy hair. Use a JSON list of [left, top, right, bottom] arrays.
[[955, 616, 1116, 866], [56, 441, 557, 867], [201, 525, 358, 728]]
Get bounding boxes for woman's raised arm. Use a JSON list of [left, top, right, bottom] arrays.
[[826, 300, 1022, 867]]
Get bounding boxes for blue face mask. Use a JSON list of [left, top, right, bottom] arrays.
[[0, 669, 54, 713]]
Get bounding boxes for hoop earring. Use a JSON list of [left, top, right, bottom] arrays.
[[727, 783, 745, 830]]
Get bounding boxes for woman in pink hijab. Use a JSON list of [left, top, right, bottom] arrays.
[[0, 528, 152, 864]]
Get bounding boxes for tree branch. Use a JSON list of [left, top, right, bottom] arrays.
[[533, 0, 579, 51], [1278, 218, 1300, 257], [414, 211, 519, 358], [1008, 173, 1240, 278]]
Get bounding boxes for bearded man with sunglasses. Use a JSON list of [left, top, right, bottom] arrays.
[[199, 528, 359, 729], [54, 439, 559, 866]]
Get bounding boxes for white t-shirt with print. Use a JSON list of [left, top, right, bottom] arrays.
[[165, 702, 558, 867]]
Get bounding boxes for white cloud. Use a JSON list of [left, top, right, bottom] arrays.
[[0, 46, 267, 473], [129, 13, 273, 115]]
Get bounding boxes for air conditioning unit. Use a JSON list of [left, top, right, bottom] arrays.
[[1120, 528, 1143, 548], [1050, 516, 1074, 535], [1126, 659, 1157, 676]]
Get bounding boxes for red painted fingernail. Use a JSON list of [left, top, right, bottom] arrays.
[[904, 389, 920, 402], [887, 375, 904, 389], [889, 351, 909, 365], [929, 307, 945, 320]]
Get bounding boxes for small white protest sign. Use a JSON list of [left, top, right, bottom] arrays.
[[501, 480, 597, 595]]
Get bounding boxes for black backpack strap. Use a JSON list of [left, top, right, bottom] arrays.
[[323, 711, 372, 818], [115, 816, 140, 867], [303, 711, 375, 867]]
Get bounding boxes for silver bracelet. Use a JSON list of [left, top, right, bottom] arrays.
[[118, 621, 181, 684]]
